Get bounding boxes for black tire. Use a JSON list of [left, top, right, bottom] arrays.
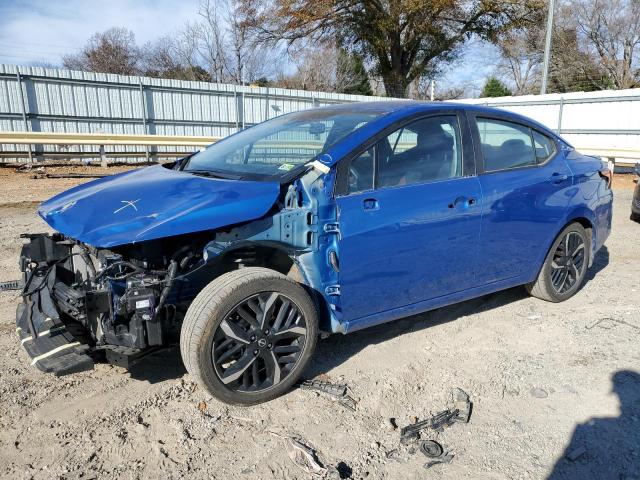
[[526, 223, 590, 302], [180, 267, 318, 405], [631, 211, 640, 222]]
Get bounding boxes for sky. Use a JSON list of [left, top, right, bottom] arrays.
[[0, 0, 199, 65], [439, 39, 501, 98], [0, 0, 499, 97]]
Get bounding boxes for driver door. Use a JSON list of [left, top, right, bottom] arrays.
[[335, 113, 483, 323]]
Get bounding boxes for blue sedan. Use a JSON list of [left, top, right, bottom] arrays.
[[17, 101, 613, 405]]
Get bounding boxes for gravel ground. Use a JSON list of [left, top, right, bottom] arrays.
[[0, 169, 638, 480]]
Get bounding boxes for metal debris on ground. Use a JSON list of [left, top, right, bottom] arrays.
[[31, 173, 108, 179], [586, 317, 639, 331], [299, 379, 357, 411], [451, 387, 472, 423], [399, 388, 472, 445], [276, 435, 327, 477], [268, 430, 330, 477], [424, 452, 455, 469], [419, 440, 444, 458], [0, 279, 24, 292], [286, 437, 327, 477]]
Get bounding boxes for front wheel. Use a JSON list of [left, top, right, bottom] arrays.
[[526, 223, 590, 302], [180, 267, 318, 405]]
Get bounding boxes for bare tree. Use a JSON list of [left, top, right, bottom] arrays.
[[276, 45, 338, 91], [495, 2, 614, 94], [572, 0, 640, 89], [196, 0, 228, 83], [497, 27, 543, 95], [63, 27, 142, 75], [142, 36, 211, 81], [224, 0, 280, 84]]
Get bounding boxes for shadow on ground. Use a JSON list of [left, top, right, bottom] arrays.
[[547, 369, 640, 480], [307, 285, 528, 378], [125, 248, 610, 388], [584, 246, 609, 283], [128, 346, 186, 384]]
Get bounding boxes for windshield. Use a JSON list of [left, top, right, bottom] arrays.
[[183, 108, 379, 179]]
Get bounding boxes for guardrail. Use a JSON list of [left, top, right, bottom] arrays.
[[0, 132, 220, 166], [0, 132, 219, 147]]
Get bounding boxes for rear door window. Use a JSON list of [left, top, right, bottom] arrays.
[[477, 118, 536, 172]]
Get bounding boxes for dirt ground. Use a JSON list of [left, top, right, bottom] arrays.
[[0, 167, 638, 480]]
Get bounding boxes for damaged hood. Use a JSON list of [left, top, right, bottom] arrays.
[[38, 164, 281, 248]]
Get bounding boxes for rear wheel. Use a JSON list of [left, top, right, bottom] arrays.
[[180, 267, 318, 405], [526, 223, 590, 302]]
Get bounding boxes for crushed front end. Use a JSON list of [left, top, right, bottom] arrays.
[[17, 233, 200, 375]]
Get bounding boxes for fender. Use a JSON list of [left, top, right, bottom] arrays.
[[201, 171, 342, 333]]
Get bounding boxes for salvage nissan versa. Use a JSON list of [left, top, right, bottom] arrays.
[[16, 102, 613, 405]]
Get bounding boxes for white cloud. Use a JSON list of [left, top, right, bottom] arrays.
[[0, 0, 200, 66]]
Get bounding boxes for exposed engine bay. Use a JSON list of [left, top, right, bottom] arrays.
[[17, 231, 212, 372], [16, 169, 338, 375]]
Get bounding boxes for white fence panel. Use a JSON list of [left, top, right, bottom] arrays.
[[463, 89, 640, 164]]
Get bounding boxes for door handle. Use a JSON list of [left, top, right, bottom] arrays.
[[448, 196, 476, 209], [363, 198, 379, 210], [550, 172, 568, 184]]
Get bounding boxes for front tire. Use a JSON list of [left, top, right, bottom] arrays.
[[180, 267, 318, 405], [526, 223, 590, 302]]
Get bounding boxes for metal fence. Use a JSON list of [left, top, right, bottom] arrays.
[[461, 89, 640, 165], [0, 64, 391, 162], [2, 63, 640, 165]]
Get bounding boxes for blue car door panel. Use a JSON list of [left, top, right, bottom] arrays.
[[335, 113, 482, 323], [469, 113, 573, 284], [337, 178, 482, 321]]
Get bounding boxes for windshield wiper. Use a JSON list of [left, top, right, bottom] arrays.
[[186, 169, 244, 180]]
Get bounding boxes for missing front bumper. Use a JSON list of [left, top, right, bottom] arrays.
[[16, 274, 94, 376], [16, 233, 95, 375]]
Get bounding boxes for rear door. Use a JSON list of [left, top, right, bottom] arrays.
[[334, 112, 483, 322], [468, 113, 573, 284]]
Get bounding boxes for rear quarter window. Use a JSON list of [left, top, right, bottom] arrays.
[[532, 130, 556, 163]]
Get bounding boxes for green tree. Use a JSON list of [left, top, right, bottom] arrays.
[[481, 77, 512, 97], [241, 0, 542, 98], [336, 49, 373, 96]]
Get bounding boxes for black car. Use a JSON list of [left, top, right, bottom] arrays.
[[632, 164, 640, 222]]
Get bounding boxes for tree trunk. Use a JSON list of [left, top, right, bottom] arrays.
[[382, 71, 409, 98]]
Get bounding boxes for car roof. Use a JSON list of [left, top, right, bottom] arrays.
[[325, 101, 555, 132], [317, 101, 564, 168]]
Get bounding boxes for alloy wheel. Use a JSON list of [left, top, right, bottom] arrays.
[[211, 292, 307, 392], [550, 231, 586, 294]]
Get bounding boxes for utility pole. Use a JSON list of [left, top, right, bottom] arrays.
[[540, 0, 556, 95]]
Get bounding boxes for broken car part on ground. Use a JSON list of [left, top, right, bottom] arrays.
[[14, 102, 613, 405], [399, 388, 472, 445]]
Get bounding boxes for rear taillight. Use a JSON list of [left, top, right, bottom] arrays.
[[599, 163, 612, 188]]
